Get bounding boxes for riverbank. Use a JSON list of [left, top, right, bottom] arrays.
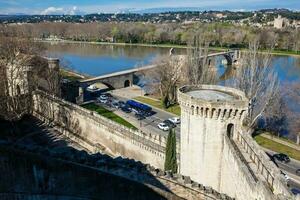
[[40, 39, 300, 57]]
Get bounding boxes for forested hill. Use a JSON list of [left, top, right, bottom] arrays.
[[0, 9, 299, 24]]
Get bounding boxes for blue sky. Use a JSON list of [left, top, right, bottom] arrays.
[[0, 0, 299, 15]]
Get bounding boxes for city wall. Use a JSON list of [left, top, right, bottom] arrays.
[[32, 90, 166, 169], [32, 89, 294, 200], [178, 85, 294, 200]]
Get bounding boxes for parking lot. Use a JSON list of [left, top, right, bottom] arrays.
[[92, 93, 181, 138]]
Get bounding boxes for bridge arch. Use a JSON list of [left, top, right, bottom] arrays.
[[124, 80, 131, 87]]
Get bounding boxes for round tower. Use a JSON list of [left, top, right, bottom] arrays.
[[177, 85, 248, 190]]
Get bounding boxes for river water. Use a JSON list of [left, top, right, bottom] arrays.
[[46, 42, 300, 85], [46, 42, 299, 136]]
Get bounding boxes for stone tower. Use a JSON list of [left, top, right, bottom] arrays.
[[177, 85, 248, 191]]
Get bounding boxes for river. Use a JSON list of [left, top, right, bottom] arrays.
[[46, 42, 300, 85]]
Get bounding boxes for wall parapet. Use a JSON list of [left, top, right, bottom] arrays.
[[233, 129, 293, 198], [33, 90, 167, 157]]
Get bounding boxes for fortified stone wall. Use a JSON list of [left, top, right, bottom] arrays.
[[0, 140, 233, 200], [178, 85, 294, 200], [0, 145, 173, 200], [32, 90, 166, 169], [178, 85, 248, 190], [219, 128, 294, 200]]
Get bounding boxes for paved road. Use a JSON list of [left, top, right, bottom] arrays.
[[264, 149, 300, 194], [104, 95, 181, 138]]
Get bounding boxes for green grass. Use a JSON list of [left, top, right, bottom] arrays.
[[82, 103, 137, 130], [134, 96, 181, 116], [254, 135, 300, 161]]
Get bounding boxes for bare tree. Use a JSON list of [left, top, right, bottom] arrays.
[[230, 39, 279, 128], [0, 34, 44, 121], [183, 35, 217, 85], [283, 82, 300, 138], [147, 55, 183, 108]]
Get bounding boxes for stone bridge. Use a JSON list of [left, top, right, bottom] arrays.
[[79, 64, 157, 89], [79, 49, 240, 89], [76, 49, 241, 103], [205, 49, 241, 66]]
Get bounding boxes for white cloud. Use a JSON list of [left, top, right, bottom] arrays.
[[68, 6, 78, 15], [39, 6, 83, 15], [41, 7, 64, 15]]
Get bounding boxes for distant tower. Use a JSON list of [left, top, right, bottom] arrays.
[[177, 85, 248, 190]]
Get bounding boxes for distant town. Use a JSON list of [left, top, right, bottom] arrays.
[[1, 8, 300, 29]]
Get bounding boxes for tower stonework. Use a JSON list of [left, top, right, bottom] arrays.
[[178, 85, 248, 191]]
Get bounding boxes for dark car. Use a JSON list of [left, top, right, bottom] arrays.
[[163, 119, 176, 128], [135, 113, 145, 120], [118, 101, 126, 108], [121, 106, 131, 113], [291, 188, 300, 195], [102, 93, 113, 98], [273, 153, 290, 163], [296, 169, 300, 176]]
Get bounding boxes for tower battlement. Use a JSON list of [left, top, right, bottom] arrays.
[[178, 85, 248, 120]]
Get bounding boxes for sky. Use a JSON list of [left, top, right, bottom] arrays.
[[0, 0, 299, 15]]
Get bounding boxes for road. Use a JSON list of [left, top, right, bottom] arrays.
[[264, 148, 300, 194], [100, 95, 181, 138]]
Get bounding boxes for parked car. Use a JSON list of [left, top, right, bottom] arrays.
[[157, 123, 169, 131], [163, 119, 176, 128], [112, 101, 120, 109], [168, 117, 180, 124], [121, 106, 131, 113], [273, 153, 290, 163], [296, 169, 300, 176], [118, 101, 126, 108], [135, 113, 145, 120], [97, 97, 108, 104], [280, 170, 290, 182], [130, 107, 139, 114], [98, 95, 108, 100], [103, 93, 113, 98], [291, 188, 300, 195]]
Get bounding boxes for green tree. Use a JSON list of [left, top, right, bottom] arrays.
[[164, 128, 177, 173]]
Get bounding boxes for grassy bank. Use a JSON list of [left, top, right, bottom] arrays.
[[82, 103, 137, 130], [254, 135, 300, 161], [134, 96, 181, 116]]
